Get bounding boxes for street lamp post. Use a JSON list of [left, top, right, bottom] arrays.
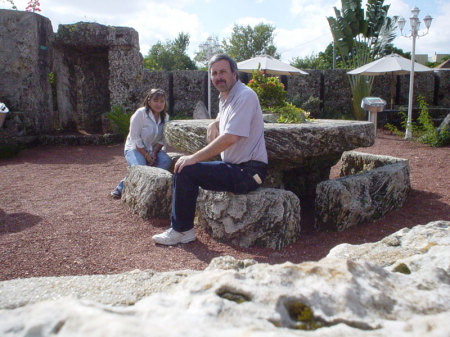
[[200, 37, 219, 118], [398, 7, 432, 139]]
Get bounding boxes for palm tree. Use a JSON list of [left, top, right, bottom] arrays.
[[327, 0, 397, 120]]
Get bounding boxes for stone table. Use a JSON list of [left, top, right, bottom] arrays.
[[163, 119, 375, 201]]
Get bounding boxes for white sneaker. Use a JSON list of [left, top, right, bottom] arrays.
[[152, 228, 196, 245]]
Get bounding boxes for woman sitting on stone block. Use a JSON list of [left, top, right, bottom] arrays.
[[111, 88, 172, 199]]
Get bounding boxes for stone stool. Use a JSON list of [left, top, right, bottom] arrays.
[[122, 166, 173, 219], [196, 187, 301, 250], [315, 151, 410, 231]]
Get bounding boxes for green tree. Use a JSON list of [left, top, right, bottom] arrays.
[[291, 52, 329, 70], [4, 0, 17, 10], [290, 43, 346, 70], [194, 36, 224, 69], [327, 0, 397, 120], [320, 43, 346, 68], [383, 44, 411, 59], [222, 23, 280, 62], [144, 32, 197, 71]]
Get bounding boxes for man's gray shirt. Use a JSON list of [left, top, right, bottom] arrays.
[[218, 80, 268, 164]]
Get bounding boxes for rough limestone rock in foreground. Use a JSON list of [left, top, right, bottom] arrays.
[[0, 221, 448, 337], [122, 166, 173, 219], [327, 220, 450, 268], [315, 152, 410, 231], [196, 187, 301, 249]]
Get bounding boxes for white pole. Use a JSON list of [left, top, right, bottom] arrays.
[[207, 64, 211, 118], [399, 8, 432, 140], [405, 26, 417, 139]]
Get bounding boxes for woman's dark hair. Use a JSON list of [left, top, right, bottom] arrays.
[[143, 88, 167, 123], [208, 54, 238, 74]]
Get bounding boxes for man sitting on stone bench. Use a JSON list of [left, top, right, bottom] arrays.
[[152, 54, 268, 245]]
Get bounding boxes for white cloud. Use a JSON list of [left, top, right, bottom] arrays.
[[275, 26, 333, 62], [221, 16, 275, 37], [384, 0, 410, 16], [2, 0, 447, 62], [413, 1, 450, 56], [42, 1, 203, 57], [388, 0, 450, 57], [122, 3, 203, 55], [278, 0, 337, 61], [290, 0, 340, 17], [0, 0, 205, 57], [285, 0, 449, 61]]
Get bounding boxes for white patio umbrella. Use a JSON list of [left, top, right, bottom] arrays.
[[347, 53, 433, 108], [237, 55, 309, 76]]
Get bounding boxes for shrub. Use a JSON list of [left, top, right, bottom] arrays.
[[384, 108, 409, 137], [267, 103, 310, 124], [288, 94, 321, 117], [300, 95, 321, 117], [289, 93, 302, 108], [247, 67, 286, 109], [246, 66, 310, 124], [321, 105, 353, 120], [383, 96, 449, 147], [416, 96, 449, 147], [105, 105, 133, 140]]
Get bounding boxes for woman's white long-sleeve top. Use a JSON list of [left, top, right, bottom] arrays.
[[124, 107, 169, 153]]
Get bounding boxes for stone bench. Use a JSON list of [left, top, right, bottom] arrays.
[[315, 151, 410, 231], [120, 152, 183, 218], [196, 187, 301, 250], [121, 165, 301, 250], [122, 151, 410, 244], [122, 166, 173, 219], [166, 152, 183, 173]]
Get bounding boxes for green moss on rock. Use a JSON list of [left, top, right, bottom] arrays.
[[393, 263, 411, 274], [217, 290, 251, 303], [286, 302, 325, 330]]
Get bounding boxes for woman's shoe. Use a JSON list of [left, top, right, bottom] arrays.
[[110, 188, 121, 199]]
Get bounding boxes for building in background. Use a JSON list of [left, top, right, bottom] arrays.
[[431, 53, 450, 63]]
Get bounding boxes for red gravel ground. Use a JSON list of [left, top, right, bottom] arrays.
[[0, 130, 449, 281]]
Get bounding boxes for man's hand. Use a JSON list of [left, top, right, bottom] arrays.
[[206, 121, 219, 143], [148, 152, 157, 166], [174, 133, 239, 174], [144, 152, 156, 166], [174, 155, 197, 173]]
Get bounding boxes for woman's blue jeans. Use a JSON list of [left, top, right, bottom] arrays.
[[115, 149, 172, 193]]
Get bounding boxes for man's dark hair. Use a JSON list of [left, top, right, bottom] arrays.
[[208, 54, 238, 74]]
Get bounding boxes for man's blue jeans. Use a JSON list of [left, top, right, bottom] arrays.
[[115, 149, 172, 193], [171, 161, 267, 232]]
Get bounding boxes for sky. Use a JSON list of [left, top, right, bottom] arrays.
[[1, 0, 449, 63]]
